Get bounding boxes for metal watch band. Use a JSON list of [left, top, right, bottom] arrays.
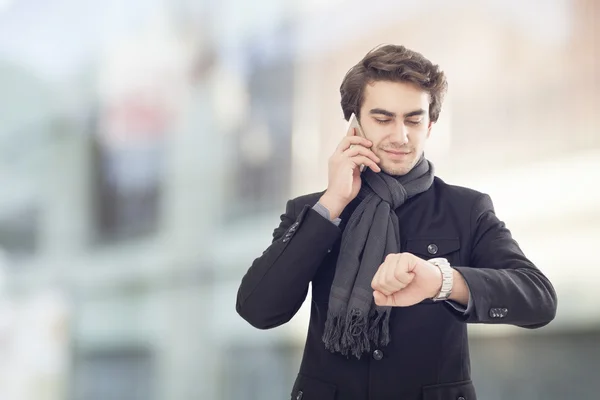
[[429, 257, 453, 301]]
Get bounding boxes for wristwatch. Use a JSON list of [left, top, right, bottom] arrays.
[[429, 257, 453, 301]]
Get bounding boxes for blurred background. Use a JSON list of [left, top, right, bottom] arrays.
[[0, 0, 598, 399]]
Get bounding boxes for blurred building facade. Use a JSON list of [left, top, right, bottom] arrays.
[[0, 1, 598, 399]]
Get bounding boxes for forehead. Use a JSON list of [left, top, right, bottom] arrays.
[[361, 80, 430, 113]]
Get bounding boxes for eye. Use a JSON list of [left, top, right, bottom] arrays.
[[406, 119, 423, 126], [375, 119, 391, 125]]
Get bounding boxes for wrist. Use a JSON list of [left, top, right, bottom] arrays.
[[319, 192, 347, 220]]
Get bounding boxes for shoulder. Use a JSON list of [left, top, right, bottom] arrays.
[[433, 176, 494, 214], [434, 177, 485, 201], [286, 178, 493, 213]]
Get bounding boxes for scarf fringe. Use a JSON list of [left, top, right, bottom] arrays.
[[322, 308, 345, 354], [341, 309, 370, 359], [322, 307, 391, 359]]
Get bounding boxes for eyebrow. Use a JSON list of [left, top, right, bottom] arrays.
[[369, 108, 427, 118]]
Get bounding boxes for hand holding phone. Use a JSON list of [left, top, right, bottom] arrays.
[[320, 113, 381, 218]]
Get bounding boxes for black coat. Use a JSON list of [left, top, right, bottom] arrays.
[[236, 177, 557, 400]]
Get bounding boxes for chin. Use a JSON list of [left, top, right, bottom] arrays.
[[381, 160, 414, 176], [382, 165, 411, 176]]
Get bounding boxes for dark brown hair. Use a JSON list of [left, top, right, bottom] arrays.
[[340, 44, 448, 123]]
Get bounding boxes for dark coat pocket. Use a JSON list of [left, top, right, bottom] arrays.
[[291, 373, 337, 400], [422, 379, 476, 400]]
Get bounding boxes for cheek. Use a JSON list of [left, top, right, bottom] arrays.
[[365, 122, 389, 140], [365, 131, 384, 149], [409, 127, 429, 145]]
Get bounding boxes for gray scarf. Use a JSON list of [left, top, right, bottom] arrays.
[[322, 156, 434, 359]]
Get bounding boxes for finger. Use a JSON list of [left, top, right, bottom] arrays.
[[372, 254, 398, 292], [371, 254, 395, 290], [402, 253, 421, 274], [372, 265, 397, 295], [393, 268, 415, 288], [380, 254, 412, 293], [385, 264, 411, 292], [349, 156, 381, 173], [384, 266, 414, 293], [373, 291, 395, 307], [344, 145, 381, 164], [371, 268, 386, 294], [389, 287, 421, 307], [371, 267, 382, 290], [375, 281, 397, 296], [384, 253, 398, 263], [395, 253, 416, 286], [372, 273, 394, 296], [336, 136, 373, 153], [372, 253, 396, 288]]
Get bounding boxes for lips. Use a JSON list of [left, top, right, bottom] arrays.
[[383, 149, 411, 155]]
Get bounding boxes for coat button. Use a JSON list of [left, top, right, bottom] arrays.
[[427, 243, 438, 255], [295, 390, 303, 400], [373, 349, 384, 361], [489, 308, 507, 318], [457, 397, 466, 400]]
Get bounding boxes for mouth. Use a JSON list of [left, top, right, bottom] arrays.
[[383, 149, 412, 159], [384, 149, 411, 154]]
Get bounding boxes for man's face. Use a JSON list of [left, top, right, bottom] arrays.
[[358, 80, 433, 176]]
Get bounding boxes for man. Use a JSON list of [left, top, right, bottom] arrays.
[[236, 44, 557, 400]]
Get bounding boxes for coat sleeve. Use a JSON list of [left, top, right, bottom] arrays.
[[236, 200, 342, 329], [450, 194, 557, 328]]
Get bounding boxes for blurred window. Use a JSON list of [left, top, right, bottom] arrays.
[[223, 38, 294, 221], [71, 346, 155, 400], [0, 123, 45, 259], [220, 343, 300, 400], [91, 98, 166, 243]]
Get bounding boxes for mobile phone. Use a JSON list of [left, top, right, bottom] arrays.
[[346, 112, 367, 140], [347, 113, 369, 172]]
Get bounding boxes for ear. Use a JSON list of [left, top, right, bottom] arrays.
[[426, 121, 434, 139]]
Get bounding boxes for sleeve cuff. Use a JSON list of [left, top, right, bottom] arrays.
[[445, 298, 472, 315], [445, 276, 474, 316], [312, 202, 341, 226]]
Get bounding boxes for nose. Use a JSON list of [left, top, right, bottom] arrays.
[[389, 123, 409, 145]]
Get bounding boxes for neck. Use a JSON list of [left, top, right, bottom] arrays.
[[384, 154, 427, 180]]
